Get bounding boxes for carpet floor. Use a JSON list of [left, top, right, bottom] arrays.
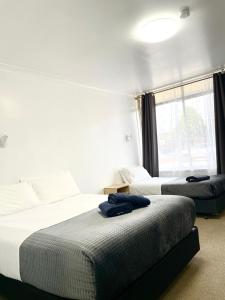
[[160, 212, 225, 300], [0, 213, 225, 300]]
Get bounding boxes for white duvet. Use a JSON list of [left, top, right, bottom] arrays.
[[129, 177, 178, 195], [0, 194, 107, 281]]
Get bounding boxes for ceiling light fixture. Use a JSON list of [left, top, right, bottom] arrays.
[[135, 18, 180, 43], [134, 7, 190, 43]]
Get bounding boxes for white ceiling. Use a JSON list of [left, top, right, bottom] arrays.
[[0, 0, 225, 94]]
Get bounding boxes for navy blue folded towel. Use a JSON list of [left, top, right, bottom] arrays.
[[99, 201, 133, 217], [108, 193, 150, 208], [186, 175, 210, 183]]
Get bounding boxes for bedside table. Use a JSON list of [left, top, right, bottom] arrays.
[[103, 183, 129, 195]]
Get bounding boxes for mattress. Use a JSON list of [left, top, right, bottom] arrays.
[[130, 175, 225, 199], [0, 194, 195, 300]]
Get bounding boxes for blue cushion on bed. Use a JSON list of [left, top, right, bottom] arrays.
[[99, 201, 133, 217], [108, 193, 150, 208], [186, 176, 210, 183]]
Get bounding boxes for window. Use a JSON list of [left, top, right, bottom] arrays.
[[155, 78, 217, 176]]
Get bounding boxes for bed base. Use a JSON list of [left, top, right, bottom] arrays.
[[116, 226, 199, 300], [194, 191, 225, 215], [0, 227, 200, 300]]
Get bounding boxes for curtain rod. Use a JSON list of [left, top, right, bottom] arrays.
[[135, 66, 225, 97]]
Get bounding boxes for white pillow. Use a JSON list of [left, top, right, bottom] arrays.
[[21, 170, 80, 204], [0, 182, 40, 216], [120, 166, 152, 184]]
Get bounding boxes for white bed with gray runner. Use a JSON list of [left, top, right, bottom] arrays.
[[0, 194, 195, 300], [120, 167, 225, 214], [129, 175, 225, 199]]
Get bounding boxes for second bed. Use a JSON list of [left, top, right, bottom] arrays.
[[120, 167, 225, 215]]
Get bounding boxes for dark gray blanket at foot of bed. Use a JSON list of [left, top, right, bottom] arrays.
[[19, 196, 195, 300], [162, 175, 225, 199]]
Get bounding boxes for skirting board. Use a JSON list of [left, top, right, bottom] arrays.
[[0, 227, 200, 300]]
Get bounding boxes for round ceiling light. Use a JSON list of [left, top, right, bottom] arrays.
[[135, 17, 180, 43]]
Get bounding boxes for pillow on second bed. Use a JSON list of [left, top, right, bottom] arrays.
[[0, 182, 40, 216], [120, 166, 152, 184], [21, 170, 80, 204]]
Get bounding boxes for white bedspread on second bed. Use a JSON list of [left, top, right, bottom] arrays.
[[0, 194, 107, 281], [129, 177, 178, 195]]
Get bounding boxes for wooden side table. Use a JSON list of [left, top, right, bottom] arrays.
[[103, 183, 129, 195]]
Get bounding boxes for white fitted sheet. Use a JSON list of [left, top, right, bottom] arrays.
[[129, 177, 178, 195], [0, 194, 107, 281]]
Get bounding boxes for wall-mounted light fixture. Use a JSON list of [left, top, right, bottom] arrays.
[[0, 135, 8, 148], [125, 134, 132, 142]]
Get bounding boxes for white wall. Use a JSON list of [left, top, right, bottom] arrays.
[[0, 65, 139, 193]]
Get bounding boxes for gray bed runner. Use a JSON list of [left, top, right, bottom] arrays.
[[20, 195, 195, 300], [162, 175, 225, 199]]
